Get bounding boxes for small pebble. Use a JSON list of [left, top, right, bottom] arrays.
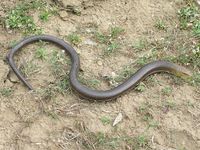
[[97, 60, 103, 66], [84, 39, 97, 46], [9, 72, 19, 83], [197, 0, 200, 6], [111, 72, 117, 78], [58, 10, 69, 21]]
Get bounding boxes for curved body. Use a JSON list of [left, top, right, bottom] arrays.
[[7, 35, 191, 101]]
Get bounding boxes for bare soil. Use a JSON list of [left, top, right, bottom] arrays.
[[0, 0, 200, 150]]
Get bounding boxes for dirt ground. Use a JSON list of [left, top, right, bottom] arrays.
[[0, 0, 200, 150]]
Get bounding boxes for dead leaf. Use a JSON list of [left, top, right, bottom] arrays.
[[113, 112, 123, 126]]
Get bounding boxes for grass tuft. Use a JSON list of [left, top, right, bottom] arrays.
[[67, 33, 82, 45], [0, 88, 14, 97], [35, 48, 47, 60], [155, 19, 167, 30], [95, 26, 124, 56], [5, 1, 45, 34]]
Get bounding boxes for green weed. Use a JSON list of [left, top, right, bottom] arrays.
[[49, 50, 70, 77], [20, 61, 39, 77], [191, 73, 200, 86], [8, 40, 18, 48], [172, 44, 200, 69], [178, 4, 199, 29], [124, 134, 149, 149], [67, 33, 82, 45], [136, 135, 149, 147], [38, 85, 57, 100], [105, 42, 119, 55], [56, 77, 70, 94], [95, 132, 119, 149], [95, 32, 109, 44], [48, 50, 71, 94], [135, 82, 146, 92], [136, 56, 151, 66], [88, 79, 101, 87], [155, 19, 167, 30], [163, 100, 176, 109], [161, 86, 173, 96], [110, 65, 136, 86], [193, 21, 200, 37], [110, 27, 125, 38], [80, 131, 151, 150], [79, 75, 101, 89], [39, 10, 52, 22], [132, 38, 148, 51], [5, 1, 45, 34], [5, 0, 56, 34], [100, 116, 111, 125], [0, 88, 13, 97], [39, 6, 57, 22], [95, 26, 124, 56], [35, 48, 47, 60]]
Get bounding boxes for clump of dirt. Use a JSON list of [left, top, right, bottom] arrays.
[[0, 60, 9, 83], [0, 0, 200, 150]]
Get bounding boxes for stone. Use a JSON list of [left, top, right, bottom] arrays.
[[84, 39, 97, 46], [9, 71, 19, 83], [97, 60, 103, 66], [58, 10, 69, 21]]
